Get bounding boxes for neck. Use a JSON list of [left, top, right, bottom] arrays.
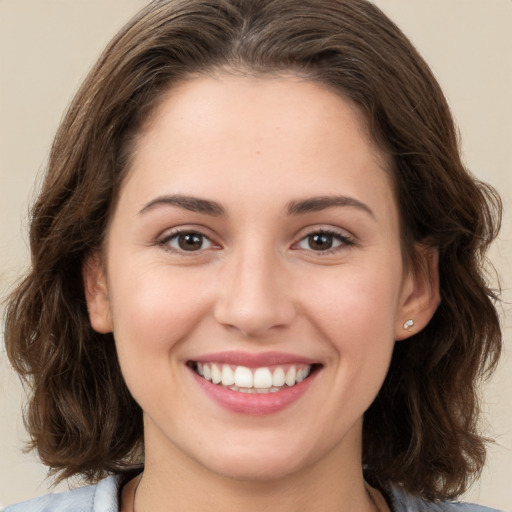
[[132, 471, 379, 512], [127, 421, 384, 512]]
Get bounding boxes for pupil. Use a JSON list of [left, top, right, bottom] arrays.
[[309, 233, 333, 250], [178, 233, 202, 251]]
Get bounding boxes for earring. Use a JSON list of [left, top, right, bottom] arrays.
[[403, 319, 414, 329]]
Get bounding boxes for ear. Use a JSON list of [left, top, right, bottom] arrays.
[[82, 252, 113, 334], [395, 245, 440, 341]]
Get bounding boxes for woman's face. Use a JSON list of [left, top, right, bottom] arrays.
[[85, 73, 429, 481]]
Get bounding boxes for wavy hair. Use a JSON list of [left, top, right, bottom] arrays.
[[4, 0, 502, 500]]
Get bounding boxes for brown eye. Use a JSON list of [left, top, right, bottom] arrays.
[[295, 230, 353, 253], [164, 231, 213, 252], [178, 233, 203, 251], [307, 233, 334, 251]]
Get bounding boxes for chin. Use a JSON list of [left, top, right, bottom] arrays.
[[206, 454, 307, 482], [190, 436, 319, 483]]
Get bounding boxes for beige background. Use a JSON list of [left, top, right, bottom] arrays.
[[0, 0, 510, 509]]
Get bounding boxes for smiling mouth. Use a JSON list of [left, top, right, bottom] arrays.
[[188, 362, 320, 394]]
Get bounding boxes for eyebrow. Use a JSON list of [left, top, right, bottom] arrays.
[[138, 194, 226, 216], [138, 193, 374, 218], [286, 195, 374, 217]]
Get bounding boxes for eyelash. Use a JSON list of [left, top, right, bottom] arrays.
[[293, 229, 356, 255], [157, 228, 355, 255], [157, 228, 216, 254]]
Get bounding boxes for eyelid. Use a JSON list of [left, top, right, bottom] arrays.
[[292, 226, 356, 254], [157, 226, 221, 254], [154, 224, 356, 256]]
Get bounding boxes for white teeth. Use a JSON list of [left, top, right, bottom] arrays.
[[253, 367, 273, 389], [234, 366, 253, 388], [300, 367, 312, 381], [230, 386, 282, 394], [195, 362, 313, 391], [221, 365, 235, 386], [285, 367, 296, 386], [211, 363, 222, 384], [272, 367, 285, 387]]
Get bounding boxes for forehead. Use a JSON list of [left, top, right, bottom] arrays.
[[120, 73, 396, 223], [139, 72, 377, 156]]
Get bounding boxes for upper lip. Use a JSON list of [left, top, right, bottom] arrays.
[[189, 351, 320, 367]]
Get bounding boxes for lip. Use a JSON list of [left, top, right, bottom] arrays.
[[190, 350, 319, 368], [187, 352, 321, 416]]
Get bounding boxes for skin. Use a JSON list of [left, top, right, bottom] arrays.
[[84, 73, 439, 512]]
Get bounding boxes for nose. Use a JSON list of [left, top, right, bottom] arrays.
[[213, 245, 296, 338]]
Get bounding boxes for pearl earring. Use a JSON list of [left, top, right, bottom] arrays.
[[403, 319, 414, 329]]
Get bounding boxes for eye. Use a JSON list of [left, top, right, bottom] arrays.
[[161, 230, 214, 252], [295, 230, 353, 252]]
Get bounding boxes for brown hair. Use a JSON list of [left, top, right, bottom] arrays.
[[4, 0, 502, 500]]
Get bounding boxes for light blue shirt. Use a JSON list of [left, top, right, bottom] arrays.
[[3, 475, 505, 512]]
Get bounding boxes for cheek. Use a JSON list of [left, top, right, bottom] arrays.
[[305, 262, 402, 337], [301, 266, 401, 428], [106, 265, 212, 383], [302, 261, 401, 381]]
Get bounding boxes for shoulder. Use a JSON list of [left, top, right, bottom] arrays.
[[388, 485, 505, 512], [3, 475, 121, 512]]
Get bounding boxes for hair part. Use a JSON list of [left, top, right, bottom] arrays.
[[4, 0, 502, 500]]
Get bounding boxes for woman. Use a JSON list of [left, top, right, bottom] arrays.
[[3, 0, 504, 510]]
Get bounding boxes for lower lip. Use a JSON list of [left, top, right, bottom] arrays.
[[190, 367, 319, 416]]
